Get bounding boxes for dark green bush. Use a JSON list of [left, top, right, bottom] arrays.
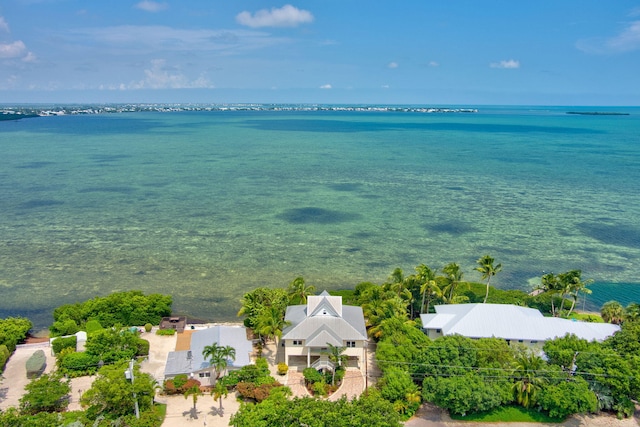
[[136, 338, 150, 357], [303, 367, 323, 384], [0, 344, 10, 371], [26, 349, 46, 379], [58, 351, 99, 376], [0, 317, 33, 352], [49, 319, 79, 337], [52, 336, 77, 355]]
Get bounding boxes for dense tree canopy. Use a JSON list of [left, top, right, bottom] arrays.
[[230, 390, 402, 427], [19, 373, 71, 415], [0, 317, 32, 352], [50, 291, 172, 336]]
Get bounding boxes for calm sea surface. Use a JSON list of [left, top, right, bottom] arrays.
[[1, 106, 639, 329]]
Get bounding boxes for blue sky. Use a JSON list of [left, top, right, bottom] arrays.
[[1, 1, 639, 105]]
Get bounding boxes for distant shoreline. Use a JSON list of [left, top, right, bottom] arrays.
[[0, 113, 39, 121]]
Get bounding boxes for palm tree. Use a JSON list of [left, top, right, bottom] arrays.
[[287, 276, 316, 305], [511, 351, 546, 408], [219, 345, 236, 377], [364, 297, 408, 340], [325, 343, 348, 385], [561, 270, 593, 317], [601, 300, 625, 324], [539, 272, 561, 316], [254, 305, 289, 346], [212, 380, 228, 413], [183, 384, 203, 419], [202, 343, 236, 379], [442, 262, 463, 302], [475, 254, 502, 304], [202, 343, 221, 363], [416, 264, 438, 314]]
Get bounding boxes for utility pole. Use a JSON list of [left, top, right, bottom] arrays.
[[125, 359, 140, 419]]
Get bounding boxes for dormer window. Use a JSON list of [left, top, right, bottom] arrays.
[[322, 309, 327, 315]]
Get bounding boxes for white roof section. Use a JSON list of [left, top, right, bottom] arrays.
[[420, 304, 619, 342], [282, 291, 367, 343], [164, 325, 253, 378]]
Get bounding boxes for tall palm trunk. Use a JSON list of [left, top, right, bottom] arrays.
[[483, 275, 491, 304]]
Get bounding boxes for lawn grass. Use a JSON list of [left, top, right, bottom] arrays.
[[450, 405, 564, 423], [154, 403, 167, 424]]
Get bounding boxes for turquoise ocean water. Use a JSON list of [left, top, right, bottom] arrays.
[[1, 105, 639, 329]]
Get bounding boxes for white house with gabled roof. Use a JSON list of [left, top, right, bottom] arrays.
[[281, 291, 367, 370], [420, 303, 620, 347]]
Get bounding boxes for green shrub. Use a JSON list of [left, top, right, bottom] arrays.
[[155, 329, 176, 336], [49, 319, 79, 337], [26, 349, 47, 379], [277, 363, 288, 375], [303, 367, 323, 384], [312, 381, 328, 397], [58, 351, 99, 377], [144, 323, 153, 332], [0, 344, 10, 371], [173, 374, 189, 389], [136, 338, 150, 357], [85, 319, 103, 334], [0, 317, 33, 351], [52, 336, 77, 355], [220, 371, 240, 388]]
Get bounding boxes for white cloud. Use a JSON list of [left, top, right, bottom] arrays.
[[387, 61, 398, 69], [319, 84, 332, 89], [135, 1, 168, 12], [0, 40, 26, 58], [0, 16, 9, 33], [577, 20, 640, 53], [22, 51, 37, 62], [428, 61, 439, 67], [236, 5, 314, 28], [381, 84, 390, 89], [63, 26, 286, 55], [129, 59, 214, 89], [605, 20, 640, 52], [490, 59, 520, 69]]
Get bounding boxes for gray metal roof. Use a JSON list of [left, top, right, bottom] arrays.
[[164, 325, 253, 378], [282, 292, 367, 343], [420, 303, 620, 342]]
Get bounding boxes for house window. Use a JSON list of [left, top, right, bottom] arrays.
[[346, 341, 356, 348], [518, 340, 524, 343], [531, 340, 538, 344], [436, 329, 441, 333], [292, 340, 302, 346], [198, 372, 211, 378]]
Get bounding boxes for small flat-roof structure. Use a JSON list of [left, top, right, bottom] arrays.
[[160, 316, 187, 333], [421, 303, 620, 345], [164, 325, 253, 386]]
